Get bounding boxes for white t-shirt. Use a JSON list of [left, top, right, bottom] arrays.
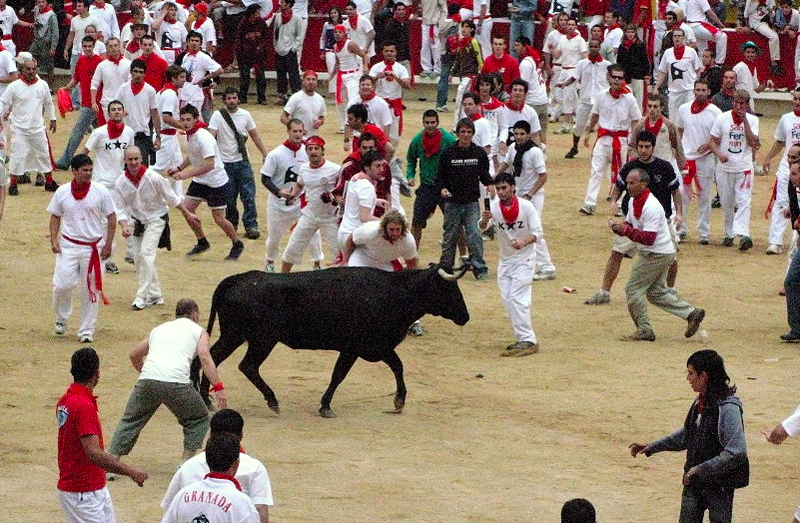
[[346, 15, 375, 57], [88, 3, 120, 39], [348, 220, 417, 270], [187, 128, 229, 188], [710, 111, 760, 172], [592, 89, 642, 131], [499, 104, 542, 145], [745, 0, 774, 26], [685, 0, 712, 22], [47, 183, 116, 242], [0, 49, 17, 97], [503, 143, 546, 196], [85, 124, 135, 187], [158, 87, 181, 124], [573, 58, 611, 104], [91, 58, 132, 109], [347, 95, 393, 130], [0, 6, 19, 42], [180, 51, 221, 104], [161, 452, 274, 509], [157, 20, 187, 58], [139, 317, 203, 383], [369, 61, 409, 100], [160, 477, 259, 523], [191, 17, 217, 47], [543, 28, 563, 58], [675, 100, 722, 160], [283, 90, 327, 137], [626, 192, 675, 254], [602, 26, 623, 60], [487, 196, 541, 262], [557, 34, 588, 68], [297, 160, 341, 218], [774, 111, 801, 172], [658, 46, 701, 93], [261, 144, 309, 214], [340, 177, 376, 236], [471, 116, 493, 149], [0, 78, 55, 134], [732, 61, 760, 103], [69, 14, 100, 55], [113, 81, 158, 134], [519, 57, 548, 105], [208, 108, 257, 163]]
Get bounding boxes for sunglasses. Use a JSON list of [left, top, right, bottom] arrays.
[[611, 75, 625, 79]]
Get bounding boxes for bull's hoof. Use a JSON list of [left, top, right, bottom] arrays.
[[393, 395, 405, 412], [319, 407, 336, 418], [267, 401, 280, 414]]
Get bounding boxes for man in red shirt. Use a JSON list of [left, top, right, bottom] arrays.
[[57, 347, 148, 522], [55, 36, 102, 170], [345, 103, 395, 160], [334, 132, 391, 215], [481, 36, 520, 93], [140, 34, 168, 91]]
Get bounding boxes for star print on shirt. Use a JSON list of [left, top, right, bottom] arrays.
[[284, 167, 298, 184], [104, 140, 127, 150], [670, 62, 685, 82]]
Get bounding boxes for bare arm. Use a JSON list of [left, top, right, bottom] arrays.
[[248, 128, 268, 159], [668, 121, 687, 167], [280, 110, 290, 127], [671, 187, 683, 227], [197, 330, 227, 409], [348, 41, 369, 69], [709, 136, 726, 162], [530, 172, 547, 197], [64, 31, 75, 59], [705, 8, 725, 27], [358, 205, 378, 222], [150, 108, 162, 135], [762, 139, 786, 171], [173, 156, 215, 180], [342, 233, 356, 262], [0, 70, 17, 84], [81, 435, 148, 485], [256, 505, 269, 523], [50, 215, 62, 253], [129, 336, 149, 372], [101, 213, 116, 260], [742, 116, 760, 150], [162, 112, 182, 129]]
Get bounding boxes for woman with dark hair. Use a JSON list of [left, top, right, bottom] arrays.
[[616, 23, 650, 109], [629, 349, 749, 523], [320, 6, 343, 103]]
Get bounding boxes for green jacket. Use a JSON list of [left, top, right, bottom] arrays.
[[406, 128, 456, 187]]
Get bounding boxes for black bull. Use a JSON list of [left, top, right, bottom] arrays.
[[192, 265, 470, 417]]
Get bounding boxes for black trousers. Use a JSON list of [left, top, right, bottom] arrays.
[[275, 51, 301, 96], [134, 132, 155, 166], [238, 58, 267, 104]]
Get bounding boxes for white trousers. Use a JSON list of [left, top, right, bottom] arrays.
[[454, 77, 473, 128], [690, 23, 727, 64], [668, 89, 694, 122], [558, 70, 578, 114], [152, 134, 183, 197], [750, 22, 780, 61], [679, 154, 716, 239], [548, 65, 563, 119], [716, 167, 754, 238], [768, 167, 791, 245], [53, 240, 104, 338], [335, 70, 362, 131], [475, 19, 493, 58], [497, 256, 537, 343], [389, 159, 407, 217], [420, 23, 441, 72], [573, 101, 593, 137], [3, 40, 15, 58], [531, 191, 555, 273], [58, 487, 115, 523], [325, 51, 337, 95], [585, 136, 627, 207], [265, 197, 323, 263], [133, 216, 166, 303], [10, 128, 52, 175], [282, 212, 339, 265]]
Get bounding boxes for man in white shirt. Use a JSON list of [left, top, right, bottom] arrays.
[[609, 168, 705, 341], [369, 41, 412, 147], [189, 3, 216, 53], [420, 0, 446, 77], [344, 1, 375, 58], [553, 19, 588, 134], [344, 210, 418, 270], [732, 41, 775, 111], [48, 154, 116, 343], [161, 409, 273, 523], [472, 0, 491, 58], [171, 104, 244, 260], [153, 1, 187, 65], [88, 0, 119, 40], [153, 64, 185, 196], [563, 38, 609, 159], [346, 74, 393, 146], [331, 25, 369, 133], [90, 38, 131, 125], [543, 12, 569, 123], [161, 433, 259, 523], [498, 79, 542, 156], [653, 29, 703, 120], [108, 298, 227, 466], [601, 11, 623, 63], [282, 69, 327, 137], [0, 0, 33, 57], [684, 0, 727, 65], [514, 37, 549, 140], [338, 149, 387, 250], [0, 31, 17, 163], [209, 86, 268, 240], [709, 89, 761, 250], [479, 172, 541, 356], [114, 58, 161, 166], [272, 0, 303, 103], [281, 136, 342, 272], [177, 31, 223, 122]]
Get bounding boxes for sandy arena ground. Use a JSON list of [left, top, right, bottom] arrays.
[[0, 88, 798, 522]]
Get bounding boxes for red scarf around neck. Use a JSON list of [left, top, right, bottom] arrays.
[[204, 472, 242, 491], [499, 196, 520, 225], [609, 85, 630, 99], [160, 82, 177, 93], [0, 43, 6, 53], [632, 188, 651, 219], [21, 74, 38, 86], [673, 45, 685, 61], [506, 100, 525, 111], [71, 179, 91, 200], [422, 129, 443, 158], [280, 9, 292, 25], [732, 111, 743, 126], [107, 120, 125, 139], [283, 139, 302, 152], [644, 117, 663, 137], [93, 0, 104, 7], [334, 37, 347, 53], [107, 53, 122, 65], [469, 112, 483, 121], [126, 39, 140, 55], [348, 13, 359, 28], [622, 38, 635, 49], [193, 14, 207, 29], [40, 5, 53, 13], [795, 109, 800, 117], [566, 31, 579, 40], [382, 60, 396, 79], [392, 12, 407, 23], [690, 99, 711, 114], [360, 92, 376, 102], [588, 53, 603, 63], [186, 121, 208, 136], [164, 15, 177, 24], [125, 164, 146, 187], [131, 80, 144, 96]]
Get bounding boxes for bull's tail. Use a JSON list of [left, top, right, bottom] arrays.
[[207, 294, 217, 336]]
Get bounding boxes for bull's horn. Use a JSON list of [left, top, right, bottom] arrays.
[[438, 267, 459, 281]]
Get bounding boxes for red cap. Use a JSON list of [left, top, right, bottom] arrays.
[[194, 3, 207, 15], [334, 24, 347, 32], [303, 70, 318, 78], [305, 136, 326, 148]]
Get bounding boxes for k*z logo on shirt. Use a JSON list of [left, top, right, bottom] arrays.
[[497, 220, 525, 231], [105, 139, 129, 150]]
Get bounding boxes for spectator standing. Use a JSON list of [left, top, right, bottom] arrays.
[[369, 41, 412, 147], [272, 0, 303, 104], [564, 39, 609, 160], [189, 3, 217, 54], [420, 0, 446, 77], [153, 64, 185, 197], [601, 11, 622, 63], [236, 5, 269, 105], [653, 29, 703, 120], [64, 0, 98, 104], [292, 0, 310, 63], [0, 32, 16, 170], [652, 0, 679, 63], [450, 21, 483, 126], [175, 31, 223, 122], [616, 24, 649, 110], [139, 34, 169, 90], [543, 12, 568, 121], [509, 0, 536, 59], [31, 0, 59, 88]]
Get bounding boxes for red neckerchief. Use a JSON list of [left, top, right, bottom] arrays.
[[126, 39, 140, 54], [588, 53, 603, 63], [499, 196, 520, 225], [107, 53, 122, 65], [505, 100, 525, 111], [609, 85, 630, 99], [690, 99, 711, 114], [622, 38, 635, 49], [744, 60, 757, 76], [360, 92, 376, 102], [334, 37, 347, 53], [795, 109, 800, 117], [71, 180, 91, 200], [159, 82, 177, 93], [449, 13, 461, 22], [632, 188, 651, 219], [204, 472, 242, 491], [422, 129, 443, 158], [193, 14, 207, 29], [382, 60, 396, 79], [480, 97, 505, 111], [608, 23, 621, 31], [667, 22, 681, 32], [164, 15, 177, 23], [280, 9, 292, 25], [566, 31, 579, 40], [283, 139, 302, 152], [40, 5, 53, 13], [469, 112, 483, 121], [186, 48, 199, 56], [93, 0, 104, 7], [673, 44, 685, 61], [785, 10, 793, 22], [732, 111, 743, 126], [107, 120, 125, 139], [348, 14, 359, 28], [130, 80, 144, 96], [644, 117, 663, 137], [125, 164, 146, 187], [20, 75, 38, 86], [0, 43, 6, 52], [186, 121, 208, 136]]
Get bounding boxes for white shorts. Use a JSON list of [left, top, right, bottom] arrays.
[[10, 128, 53, 175], [58, 486, 116, 523], [152, 134, 182, 174]]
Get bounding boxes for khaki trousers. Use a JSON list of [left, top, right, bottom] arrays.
[[626, 251, 695, 332]]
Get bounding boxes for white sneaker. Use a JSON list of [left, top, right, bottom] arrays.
[[55, 322, 66, 335], [533, 270, 556, 281], [579, 205, 595, 216], [584, 291, 610, 305], [146, 296, 165, 306], [265, 263, 275, 273], [78, 334, 93, 343], [766, 244, 782, 255]]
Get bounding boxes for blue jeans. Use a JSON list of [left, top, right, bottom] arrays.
[[679, 485, 734, 523], [224, 159, 258, 230], [509, 20, 534, 59], [785, 248, 799, 335], [57, 106, 96, 168], [440, 200, 486, 275], [69, 53, 80, 107], [437, 56, 454, 108]]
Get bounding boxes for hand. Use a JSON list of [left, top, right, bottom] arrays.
[[762, 424, 790, 444], [92, 103, 100, 116], [50, 48, 56, 57], [167, 168, 179, 178], [100, 243, 112, 260], [682, 466, 698, 486], [718, 153, 729, 164], [522, 193, 532, 200], [63, 49, 69, 60], [583, 133, 591, 148], [481, 209, 492, 221], [407, 178, 416, 188], [376, 198, 389, 209], [784, 208, 792, 219], [121, 225, 132, 238], [129, 468, 148, 487], [153, 137, 161, 151], [609, 201, 619, 216], [629, 442, 649, 457], [343, 141, 350, 153], [609, 218, 625, 233], [51, 241, 61, 254], [49, 120, 57, 133], [767, 79, 775, 89], [279, 189, 293, 199], [186, 212, 201, 228], [214, 389, 227, 409], [510, 239, 525, 249], [673, 213, 683, 229], [498, 142, 507, 157], [441, 188, 452, 199]]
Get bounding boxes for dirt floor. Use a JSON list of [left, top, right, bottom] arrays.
[[0, 91, 798, 522]]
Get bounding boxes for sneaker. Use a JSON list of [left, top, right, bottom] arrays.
[[55, 322, 66, 335], [78, 334, 94, 343], [44, 180, 59, 192], [131, 300, 147, 311], [738, 236, 753, 251], [678, 232, 687, 243], [104, 262, 120, 274], [8, 185, 18, 196], [124, 256, 135, 265], [685, 308, 706, 338], [34, 173, 45, 186], [245, 228, 261, 240], [564, 147, 578, 159], [579, 205, 595, 215], [699, 237, 710, 245], [146, 296, 165, 306], [584, 291, 610, 305], [533, 270, 556, 281], [711, 196, 721, 208], [54, 162, 68, 171], [186, 238, 210, 256], [766, 244, 782, 255], [408, 321, 424, 336], [780, 331, 800, 342], [722, 237, 734, 247], [474, 271, 489, 281], [265, 262, 275, 273], [620, 330, 656, 342], [501, 341, 539, 357], [17, 173, 31, 184], [435, 105, 448, 112], [225, 240, 245, 260]]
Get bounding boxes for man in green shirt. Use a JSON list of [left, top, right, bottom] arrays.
[[406, 110, 456, 246]]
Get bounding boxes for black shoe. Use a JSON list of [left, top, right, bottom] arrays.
[[564, 147, 578, 159], [35, 173, 45, 186], [44, 180, 59, 192], [54, 162, 68, 171], [8, 185, 18, 196], [738, 236, 753, 251], [711, 196, 721, 208], [187, 238, 210, 256], [780, 331, 800, 342], [245, 228, 261, 240], [685, 308, 706, 338], [104, 262, 120, 274], [770, 62, 783, 76], [225, 240, 244, 260], [17, 173, 31, 184], [722, 237, 733, 247]]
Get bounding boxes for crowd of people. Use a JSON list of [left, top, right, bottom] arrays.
[[0, 0, 792, 521]]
